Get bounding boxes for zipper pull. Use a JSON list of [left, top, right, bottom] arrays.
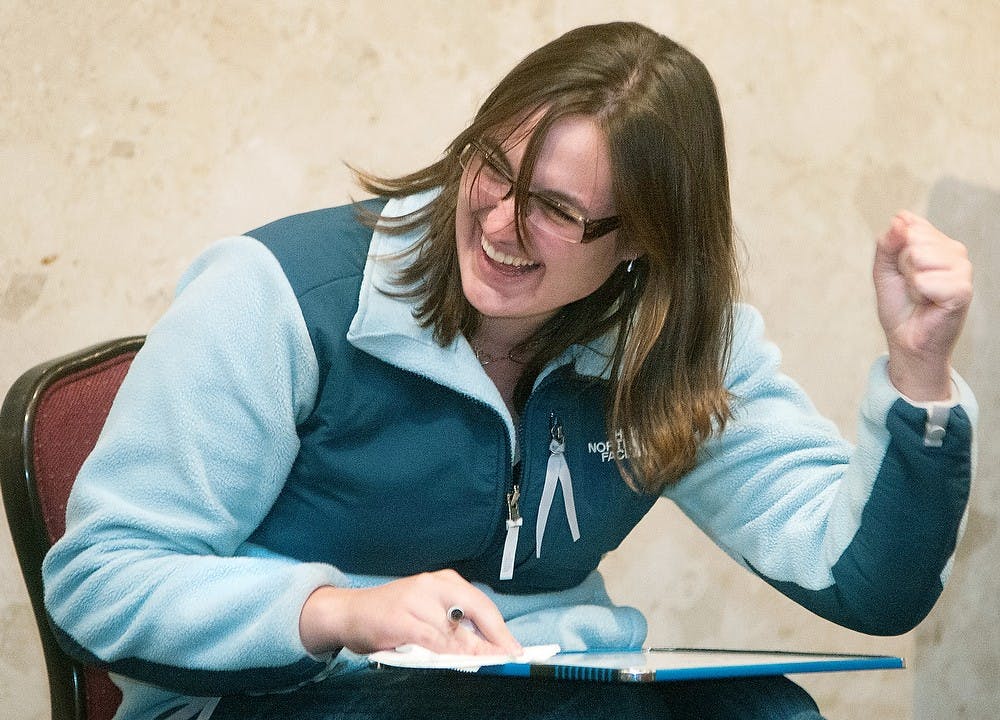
[[499, 483, 522, 581], [549, 412, 564, 448], [506, 484, 522, 525]]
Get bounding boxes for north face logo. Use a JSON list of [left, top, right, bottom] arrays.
[[587, 428, 630, 462]]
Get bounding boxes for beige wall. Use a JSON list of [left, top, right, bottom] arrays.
[[2, 2, 996, 718]]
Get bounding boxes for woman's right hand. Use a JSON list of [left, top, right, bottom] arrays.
[[298, 569, 522, 657]]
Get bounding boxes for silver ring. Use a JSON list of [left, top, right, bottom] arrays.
[[447, 605, 465, 624]]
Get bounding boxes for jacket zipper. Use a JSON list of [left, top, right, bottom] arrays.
[[497, 372, 569, 581]]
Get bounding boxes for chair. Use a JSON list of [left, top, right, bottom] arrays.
[[1, 337, 144, 720]]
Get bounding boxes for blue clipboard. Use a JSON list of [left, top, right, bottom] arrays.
[[473, 648, 905, 683]]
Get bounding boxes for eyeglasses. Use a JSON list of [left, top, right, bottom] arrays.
[[459, 140, 621, 244]]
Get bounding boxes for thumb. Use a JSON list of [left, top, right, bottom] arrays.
[[875, 215, 909, 266], [873, 214, 909, 278]]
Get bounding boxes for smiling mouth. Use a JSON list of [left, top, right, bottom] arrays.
[[481, 237, 538, 271]]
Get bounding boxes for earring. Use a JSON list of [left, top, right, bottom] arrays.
[[625, 257, 636, 273]]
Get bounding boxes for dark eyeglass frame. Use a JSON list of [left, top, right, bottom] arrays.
[[460, 140, 621, 244]]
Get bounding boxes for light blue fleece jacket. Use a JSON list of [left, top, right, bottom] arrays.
[[41, 192, 976, 719]]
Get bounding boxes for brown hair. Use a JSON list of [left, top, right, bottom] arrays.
[[355, 22, 738, 493]]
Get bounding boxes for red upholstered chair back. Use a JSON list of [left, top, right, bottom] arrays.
[[1, 337, 144, 720]]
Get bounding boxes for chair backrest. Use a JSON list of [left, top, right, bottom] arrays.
[[1, 337, 144, 720]]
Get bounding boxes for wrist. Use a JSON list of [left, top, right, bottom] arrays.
[[299, 585, 349, 656], [886, 347, 953, 402]]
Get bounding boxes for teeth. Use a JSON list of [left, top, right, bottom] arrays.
[[481, 237, 535, 267]]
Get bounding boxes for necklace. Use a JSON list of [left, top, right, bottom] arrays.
[[472, 346, 522, 366]]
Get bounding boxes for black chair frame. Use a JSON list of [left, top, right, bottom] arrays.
[[1, 337, 144, 720]]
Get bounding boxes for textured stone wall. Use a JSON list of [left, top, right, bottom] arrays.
[[2, 3, 996, 718]]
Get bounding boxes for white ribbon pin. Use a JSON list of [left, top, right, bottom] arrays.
[[535, 417, 580, 557]]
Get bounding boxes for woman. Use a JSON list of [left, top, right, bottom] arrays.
[[42, 21, 974, 720]]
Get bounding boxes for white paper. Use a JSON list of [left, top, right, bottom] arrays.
[[368, 643, 561, 671]]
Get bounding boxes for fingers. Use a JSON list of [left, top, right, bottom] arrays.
[[878, 210, 972, 310], [418, 569, 523, 655], [301, 570, 521, 658]]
